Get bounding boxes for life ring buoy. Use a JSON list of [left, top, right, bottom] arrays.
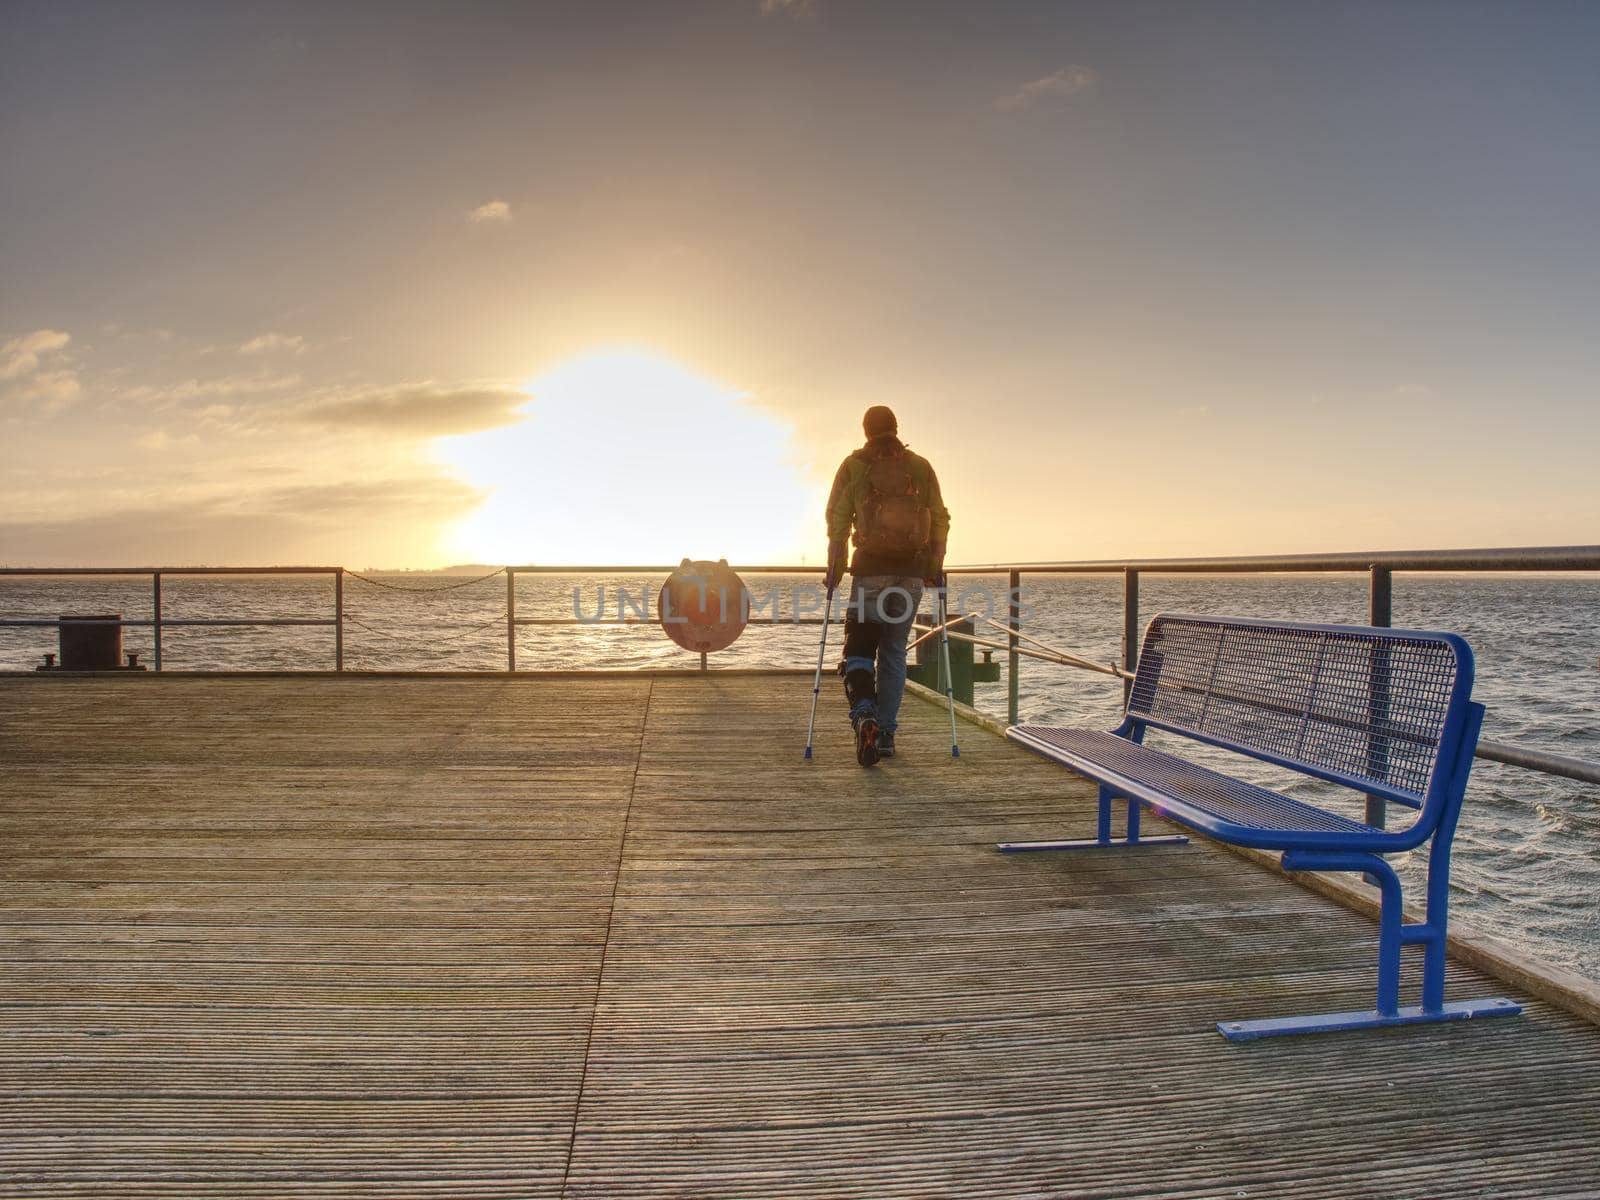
[[659, 559, 748, 653]]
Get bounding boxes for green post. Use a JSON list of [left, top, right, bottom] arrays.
[[909, 616, 997, 706]]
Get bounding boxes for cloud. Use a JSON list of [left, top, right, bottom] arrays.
[[1390, 383, 1435, 400], [117, 373, 302, 409], [0, 329, 71, 381], [298, 384, 527, 437], [251, 477, 481, 517], [994, 65, 1099, 112], [0, 329, 81, 413], [14, 370, 83, 411], [239, 332, 306, 355], [0, 476, 481, 567], [760, 0, 817, 17], [134, 430, 200, 452], [467, 199, 513, 224]]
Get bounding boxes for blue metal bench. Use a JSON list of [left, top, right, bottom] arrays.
[[1004, 613, 1522, 1041]]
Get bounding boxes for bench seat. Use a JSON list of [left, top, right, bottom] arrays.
[[998, 613, 1521, 1040], [1009, 726, 1377, 847]]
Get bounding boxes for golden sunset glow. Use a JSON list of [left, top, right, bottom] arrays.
[[435, 349, 822, 566]]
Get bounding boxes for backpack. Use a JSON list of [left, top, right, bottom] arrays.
[[855, 445, 932, 557]]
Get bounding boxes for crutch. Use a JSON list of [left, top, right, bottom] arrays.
[[936, 576, 961, 757], [803, 584, 836, 760]]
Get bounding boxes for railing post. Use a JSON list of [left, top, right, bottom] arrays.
[[506, 568, 516, 673], [1369, 565, 1392, 628], [1007, 568, 1021, 727], [1122, 568, 1139, 705], [152, 571, 162, 671], [1365, 565, 1392, 832], [334, 569, 344, 672]]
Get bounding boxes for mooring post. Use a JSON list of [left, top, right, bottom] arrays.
[[506, 568, 517, 673], [152, 571, 162, 672], [1008, 568, 1021, 726], [1122, 568, 1139, 705], [334, 569, 344, 672], [1369, 565, 1392, 628]]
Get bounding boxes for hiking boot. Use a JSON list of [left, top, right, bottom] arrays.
[[845, 671, 881, 768], [877, 730, 895, 758], [854, 714, 881, 767]]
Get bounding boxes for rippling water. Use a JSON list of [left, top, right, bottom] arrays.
[[3, 571, 1596, 981]]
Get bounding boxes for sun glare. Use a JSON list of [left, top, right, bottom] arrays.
[[434, 349, 820, 566]]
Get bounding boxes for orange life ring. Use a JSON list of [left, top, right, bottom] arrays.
[[658, 559, 748, 653]]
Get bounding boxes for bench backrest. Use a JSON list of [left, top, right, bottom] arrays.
[[1128, 614, 1477, 813]]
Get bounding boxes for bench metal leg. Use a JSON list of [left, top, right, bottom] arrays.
[[999, 837, 1190, 852], [1217, 850, 1521, 1041], [1219, 997, 1521, 1041], [998, 785, 1189, 853]]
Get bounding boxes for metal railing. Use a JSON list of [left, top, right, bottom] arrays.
[[3, 545, 1598, 789], [940, 544, 1600, 790], [0, 567, 344, 672], [502, 564, 815, 672]]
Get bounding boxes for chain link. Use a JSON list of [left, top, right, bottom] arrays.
[[345, 568, 507, 594]]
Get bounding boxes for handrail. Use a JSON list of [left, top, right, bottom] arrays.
[[0, 566, 345, 671], [945, 545, 1600, 574], [504, 564, 814, 574], [0, 566, 342, 575], [1477, 740, 1600, 786]]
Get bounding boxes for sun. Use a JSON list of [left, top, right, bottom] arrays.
[[434, 348, 821, 565]]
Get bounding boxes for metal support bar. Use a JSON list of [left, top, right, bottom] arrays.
[[999, 783, 1188, 852], [1365, 565, 1393, 831], [510, 617, 844, 626], [1219, 996, 1521, 1041], [1477, 739, 1600, 785], [1369, 565, 1392, 627], [1000, 836, 1188, 852], [152, 571, 162, 672], [1008, 568, 1021, 727], [506, 569, 517, 672], [0, 618, 335, 627], [334, 569, 344, 672], [1122, 568, 1139, 705]]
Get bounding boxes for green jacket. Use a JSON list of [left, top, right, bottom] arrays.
[[826, 435, 951, 578]]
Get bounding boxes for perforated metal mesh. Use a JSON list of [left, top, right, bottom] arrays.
[[1016, 727, 1377, 835], [1128, 616, 1461, 801]]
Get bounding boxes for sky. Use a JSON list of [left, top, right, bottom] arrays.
[[2, 0, 1598, 568]]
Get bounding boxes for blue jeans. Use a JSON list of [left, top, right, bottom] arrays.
[[842, 574, 924, 733]]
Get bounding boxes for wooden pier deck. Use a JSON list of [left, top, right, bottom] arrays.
[[2, 673, 1598, 1198]]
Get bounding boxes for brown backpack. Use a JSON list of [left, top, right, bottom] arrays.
[[855, 446, 932, 556]]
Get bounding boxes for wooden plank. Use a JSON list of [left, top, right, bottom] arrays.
[[1, 677, 650, 1199], [2, 674, 1598, 1199]]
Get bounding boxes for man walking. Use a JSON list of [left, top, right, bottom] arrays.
[[824, 406, 950, 766]]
